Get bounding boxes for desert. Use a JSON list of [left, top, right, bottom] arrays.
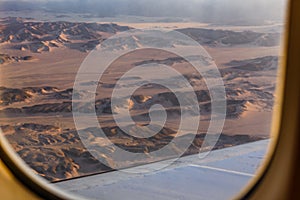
[[0, 16, 280, 182]]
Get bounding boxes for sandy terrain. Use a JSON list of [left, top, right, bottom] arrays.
[[0, 17, 280, 181]]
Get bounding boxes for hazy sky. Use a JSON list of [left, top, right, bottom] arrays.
[[0, 0, 287, 24]]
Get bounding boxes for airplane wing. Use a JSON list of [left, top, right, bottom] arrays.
[[55, 139, 269, 200]]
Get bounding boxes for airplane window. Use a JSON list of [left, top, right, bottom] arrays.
[[0, 0, 288, 199]]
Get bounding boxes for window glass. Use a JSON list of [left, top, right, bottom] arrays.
[[0, 0, 287, 199]]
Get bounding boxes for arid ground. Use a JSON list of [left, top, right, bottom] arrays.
[[0, 16, 281, 181]]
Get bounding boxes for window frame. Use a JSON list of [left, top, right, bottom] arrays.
[[1, 0, 299, 199], [237, 0, 300, 199]]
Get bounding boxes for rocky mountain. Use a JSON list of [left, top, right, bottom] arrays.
[[2, 122, 263, 181], [0, 16, 279, 182], [0, 17, 280, 55], [0, 17, 131, 53], [0, 53, 33, 64], [224, 56, 278, 71], [0, 55, 277, 116], [0, 52, 277, 181], [0, 86, 76, 106], [177, 28, 280, 47]]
